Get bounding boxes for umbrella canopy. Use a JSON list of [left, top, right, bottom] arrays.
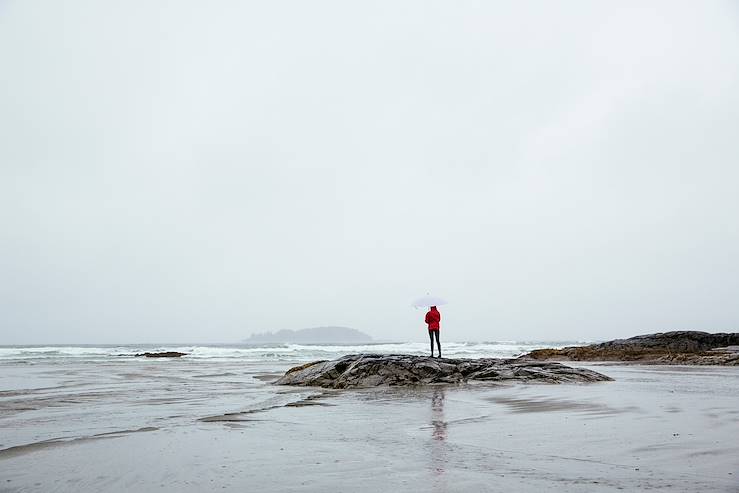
[[411, 295, 448, 308]]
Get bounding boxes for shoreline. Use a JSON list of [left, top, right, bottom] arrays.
[[1, 358, 738, 492]]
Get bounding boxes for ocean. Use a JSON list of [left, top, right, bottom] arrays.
[[0, 341, 571, 445], [2, 341, 737, 492], [0, 340, 579, 364]]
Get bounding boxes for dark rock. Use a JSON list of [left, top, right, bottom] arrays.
[[134, 351, 187, 358], [275, 354, 612, 389], [522, 331, 739, 365]]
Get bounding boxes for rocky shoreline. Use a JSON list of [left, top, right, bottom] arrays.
[[521, 331, 739, 365], [276, 354, 612, 389]]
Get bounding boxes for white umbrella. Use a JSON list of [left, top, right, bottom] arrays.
[[411, 295, 448, 308]]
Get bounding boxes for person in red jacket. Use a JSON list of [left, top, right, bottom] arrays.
[[425, 306, 441, 357]]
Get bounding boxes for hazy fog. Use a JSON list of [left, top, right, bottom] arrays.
[[2, 1, 738, 344]]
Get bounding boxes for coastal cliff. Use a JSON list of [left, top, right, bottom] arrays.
[[522, 331, 739, 365], [276, 354, 611, 388]]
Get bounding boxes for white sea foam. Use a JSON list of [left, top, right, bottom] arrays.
[[0, 341, 575, 362]]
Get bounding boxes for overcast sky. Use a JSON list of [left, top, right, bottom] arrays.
[[2, 1, 738, 344]]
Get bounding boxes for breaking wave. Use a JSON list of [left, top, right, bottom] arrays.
[[0, 341, 580, 363]]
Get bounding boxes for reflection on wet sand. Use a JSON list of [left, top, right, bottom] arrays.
[[490, 395, 637, 417], [431, 388, 447, 443], [430, 387, 448, 492]]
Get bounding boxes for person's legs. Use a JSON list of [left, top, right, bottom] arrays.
[[428, 330, 435, 356], [434, 330, 441, 358]]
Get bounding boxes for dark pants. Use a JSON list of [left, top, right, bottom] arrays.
[[428, 330, 441, 357]]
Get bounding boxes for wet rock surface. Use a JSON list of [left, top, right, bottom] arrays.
[[522, 331, 739, 365], [275, 354, 612, 389], [133, 351, 187, 358]]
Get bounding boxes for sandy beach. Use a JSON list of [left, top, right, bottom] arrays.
[[1, 347, 737, 492]]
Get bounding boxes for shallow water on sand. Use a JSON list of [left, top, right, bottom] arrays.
[[1, 349, 738, 492]]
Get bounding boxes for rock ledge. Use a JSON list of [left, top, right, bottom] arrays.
[[134, 351, 187, 358], [275, 354, 612, 389], [522, 331, 739, 365]]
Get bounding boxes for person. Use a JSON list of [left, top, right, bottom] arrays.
[[425, 306, 441, 357]]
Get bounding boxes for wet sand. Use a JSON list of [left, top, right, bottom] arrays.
[[1, 361, 738, 492]]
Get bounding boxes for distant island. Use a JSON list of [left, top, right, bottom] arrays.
[[244, 326, 373, 344]]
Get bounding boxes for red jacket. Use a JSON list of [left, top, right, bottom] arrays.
[[425, 307, 441, 330]]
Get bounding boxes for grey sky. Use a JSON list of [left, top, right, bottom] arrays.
[[2, 1, 738, 344]]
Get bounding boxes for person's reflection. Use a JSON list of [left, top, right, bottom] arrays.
[[430, 387, 448, 485], [431, 388, 447, 442]]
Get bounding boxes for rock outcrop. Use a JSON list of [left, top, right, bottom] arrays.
[[133, 351, 187, 358], [522, 331, 739, 365], [275, 354, 612, 389]]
